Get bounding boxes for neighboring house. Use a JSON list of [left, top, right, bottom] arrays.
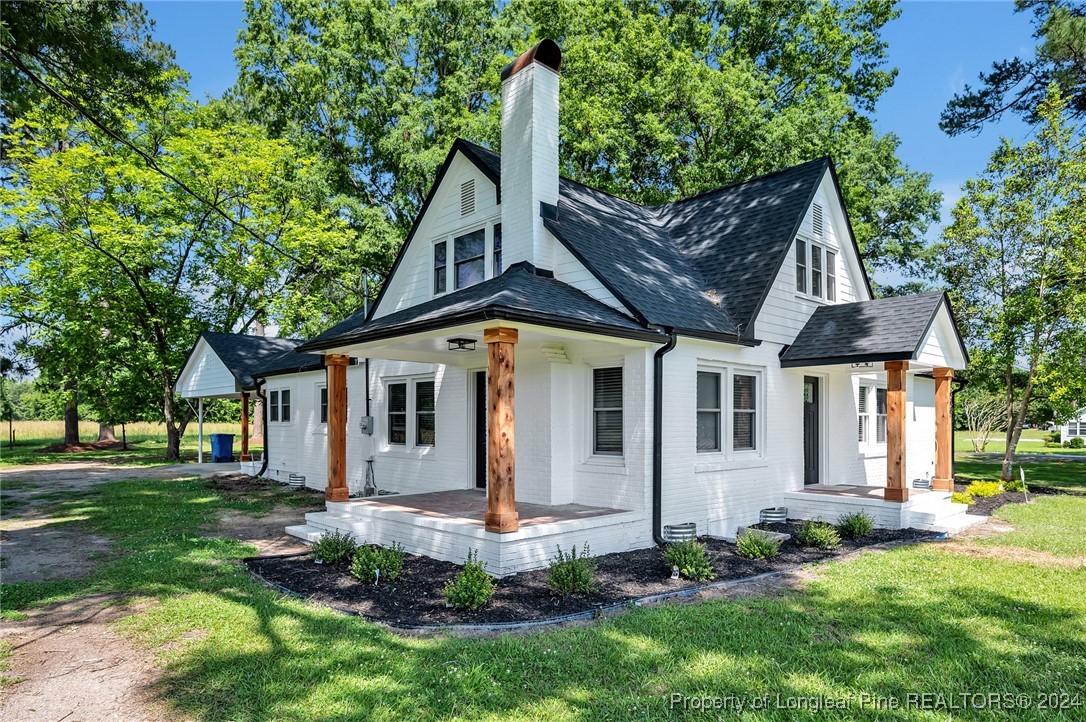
[[1059, 408, 1086, 442], [179, 41, 977, 575]]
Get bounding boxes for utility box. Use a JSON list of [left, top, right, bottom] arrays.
[[359, 415, 374, 436]]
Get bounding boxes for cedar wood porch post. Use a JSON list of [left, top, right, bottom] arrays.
[[484, 327, 519, 533], [884, 361, 909, 502], [932, 367, 954, 491], [325, 354, 350, 502], [240, 392, 251, 461]]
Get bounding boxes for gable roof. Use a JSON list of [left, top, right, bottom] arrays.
[[779, 292, 967, 367], [297, 262, 662, 352], [199, 332, 323, 389]]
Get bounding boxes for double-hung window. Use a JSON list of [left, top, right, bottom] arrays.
[[858, 384, 887, 448], [696, 371, 722, 452], [319, 386, 328, 424], [732, 374, 757, 451], [875, 387, 887, 443], [269, 389, 291, 423], [386, 377, 435, 449], [592, 367, 623, 456], [454, 229, 485, 289], [434, 242, 448, 294], [795, 240, 808, 294], [493, 223, 503, 276], [826, 250, 837, 301], [810, 245, 823, 298]]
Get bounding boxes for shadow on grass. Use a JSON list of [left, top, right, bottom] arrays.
[[5, 479, 1086, 721]]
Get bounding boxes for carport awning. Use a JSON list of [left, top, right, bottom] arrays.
[[779, 292, 969, 370]]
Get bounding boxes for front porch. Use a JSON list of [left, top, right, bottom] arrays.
[[783, 484, 984, 533], [287, 489, 645, 576]]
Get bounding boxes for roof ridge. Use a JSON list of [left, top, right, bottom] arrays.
[[659, 157, 831, 211]]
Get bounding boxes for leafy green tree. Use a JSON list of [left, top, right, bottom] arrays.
[[941, 1, 1086, 136], [937, 86, 1086, 480], [235, 0, 939, 286], [1, 89, 360, 458]]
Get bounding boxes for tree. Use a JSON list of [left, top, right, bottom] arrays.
[[235, 0, 940, 287], [1, 89, 361, 458], [941, 1, 1086, 136], [0, 0, 172, 138], [937, 86, 1086, 480], [957, 386, 1007, 452]]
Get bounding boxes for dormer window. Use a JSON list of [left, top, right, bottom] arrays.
[[432, 222, 501, 296]]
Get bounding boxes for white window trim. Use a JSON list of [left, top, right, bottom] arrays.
[[584, 360, 626, 466], [267, 386, 294, 426], [857, 381, 888, 455], [380, 374, 436, 455], [314, 382, 328, 434], [794, 236, 840, 305], [695, 362, 765, 462], [431, 217, 502, 299]]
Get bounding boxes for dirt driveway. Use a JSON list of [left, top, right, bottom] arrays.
[[0, 460, 317, 721]]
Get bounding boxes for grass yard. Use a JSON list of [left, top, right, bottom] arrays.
[[954, 428, 1086, 455], [0, 420, 255, 466], [2, 470, 1085, 720], [955, 458, 1086, 493]]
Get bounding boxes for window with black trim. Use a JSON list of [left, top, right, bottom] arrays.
[[493, 223, 503, 276], [388, 383, 407, 445], [454, 229, 485, 289], [732, 374, 756, 450], [269, 390, 279, 422], [592, 367, 623, 456], [696, 371, 721, 452], [434, 241, 447, 294], [319, 386, 328, 424], [415, 381, 435, 446]]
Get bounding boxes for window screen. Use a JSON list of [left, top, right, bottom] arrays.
[[696, 371, 721, 452], [592, 367, 623, 455], [733, 374, 757, 450]]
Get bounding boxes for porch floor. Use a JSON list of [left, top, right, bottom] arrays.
[[797, 484, 933, 499], [342, 489, 627, 528]]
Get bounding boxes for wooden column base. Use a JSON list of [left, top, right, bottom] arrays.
[[932, 477, 954, 492], [325, 486, 349, 503], [884, 486, 909, 503], [240, 454, 252, 462], [484, 510, 520, 533]]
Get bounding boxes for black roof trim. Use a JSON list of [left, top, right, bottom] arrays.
[[780, 350, 914, 369], [673, 327, 762, 347]]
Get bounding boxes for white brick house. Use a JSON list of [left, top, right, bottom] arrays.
[[179, 40, 975, 575]]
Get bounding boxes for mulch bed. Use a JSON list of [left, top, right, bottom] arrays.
[[953, 481, 1061, 516], [246, 525, 933, 627]]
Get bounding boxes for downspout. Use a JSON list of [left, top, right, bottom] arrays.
[[652, 330, 678, 546], [256, 378, 270, 477]]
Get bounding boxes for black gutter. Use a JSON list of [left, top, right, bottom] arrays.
[[652, 330, 679, 546], [780, 350, 915, 368], [256, 378, 270, 477]]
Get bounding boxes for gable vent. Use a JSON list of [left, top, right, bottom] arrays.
[[812, 203, 824, 239], [460, 178, 476, 216]]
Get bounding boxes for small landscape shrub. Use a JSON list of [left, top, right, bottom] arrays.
[[1004, 478, 1027, 492], [350, 542, 406, 583], [662, 539, 715, 581], [547, 543, 597, 596], [444, 549, 496, 611], [836, 511, 875, 539], [951, 491, 974, 505], [311, 530, 357, 564], [1047, 430, 1061, 444], [965, 480, 1003, 498], [735, 529, 781, 560], [1064, 436, 1085, 449], [795, 520, 841, 550]]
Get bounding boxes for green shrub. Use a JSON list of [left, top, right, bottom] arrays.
[[836, 511, 875, 539], [966, 480, 1003, 498], [1067, 436, 1085, 449], [795, 520, 841, 550], [311, 530, 357, 564], [444, 549, 496, 611], [350, 542, 406, 583], [547, 543, 597, 596], [951, 491, 974, 505], [1004, 478, 1027, 492], [662, 539, 715, 581], [1047, 430, 1062, 444], [735, 530, 781, 560]]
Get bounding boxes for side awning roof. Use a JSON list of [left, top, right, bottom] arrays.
[[779, 292, 969, 370]]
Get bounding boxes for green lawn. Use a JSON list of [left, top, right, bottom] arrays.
[[3, 472, 1085, 720], [955, 458, 1086, 493], [954, 428, 1086, 455], [0, 431, 260, 467]]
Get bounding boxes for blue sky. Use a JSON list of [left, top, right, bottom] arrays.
[[145, 0, 1036, 239]]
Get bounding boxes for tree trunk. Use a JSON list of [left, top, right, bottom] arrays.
[[1001, 375, 1036, 482], [252, 397, 264, 442], [97, 423, 117, 442], [63, 379, 79, 445], [162, 386, 181, 460]]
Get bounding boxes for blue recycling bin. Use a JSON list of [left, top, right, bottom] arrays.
[[210, 433, 235, 463]]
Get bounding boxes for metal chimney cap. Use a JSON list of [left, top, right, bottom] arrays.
[[501, 39, 562, 82]]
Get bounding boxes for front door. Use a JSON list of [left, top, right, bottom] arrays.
[[803, 376, 820, 485], [473, 370, 487, 489]]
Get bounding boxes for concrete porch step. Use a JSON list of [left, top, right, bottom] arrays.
[[284, 524, 324, 543], [304, 511, 375, 539]]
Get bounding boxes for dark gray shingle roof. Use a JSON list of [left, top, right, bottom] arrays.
[[297, 263, 658, 351], [200, 332, 323, 389], [779, 293, 948, 367]]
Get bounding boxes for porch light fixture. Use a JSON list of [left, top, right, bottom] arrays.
[[447, 337, 476, 352]]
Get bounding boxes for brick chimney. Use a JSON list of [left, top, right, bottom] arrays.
[[500, 40, 561, 272]]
